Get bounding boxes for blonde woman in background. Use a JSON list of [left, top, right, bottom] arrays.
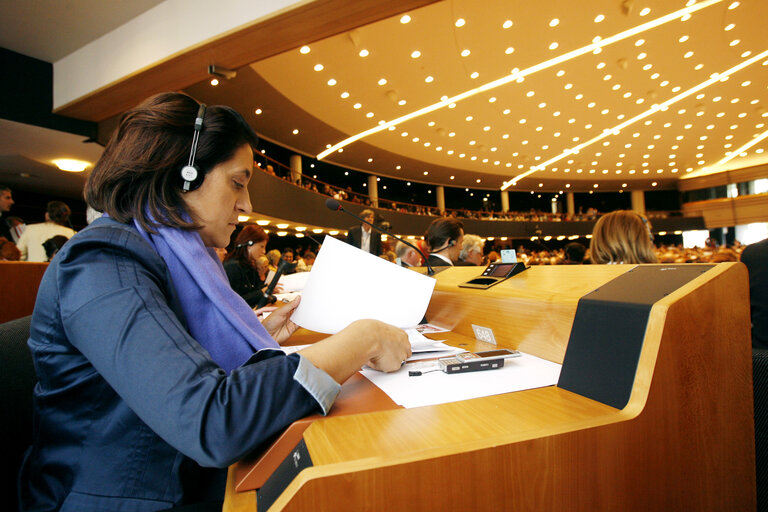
[[589, 210, 658, 264]]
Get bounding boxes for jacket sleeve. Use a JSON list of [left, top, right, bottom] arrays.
[[56, 238, 333, 468]]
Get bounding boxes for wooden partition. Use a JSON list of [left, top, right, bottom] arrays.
[[0, 261, 47, 323], [225, 263, 755, 512]]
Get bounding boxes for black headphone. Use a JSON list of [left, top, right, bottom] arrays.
[[235, 240, 256, 249], [180, 103, 207, 192]]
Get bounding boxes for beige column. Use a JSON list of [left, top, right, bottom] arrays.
[[289, 155, 302, 184], [368, 175, 379, 208], [631, 190, 646, 215], [566, 192, 575, 215], [501, 190, 509, 212], [436, 185, 445, 213]]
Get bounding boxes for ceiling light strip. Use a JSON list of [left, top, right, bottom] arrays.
[[682, 128, 768, 179], [316, 0, 723, 161], [501, 48, 768, 189]]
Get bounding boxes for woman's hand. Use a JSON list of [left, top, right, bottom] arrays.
[[258, 296, 301, 344], [298, 319, 411, 383]]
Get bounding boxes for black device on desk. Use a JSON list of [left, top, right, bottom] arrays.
[[459, 262, 527, 289], [438, 349, 520, 374]]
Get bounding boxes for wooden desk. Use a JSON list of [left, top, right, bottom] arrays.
[[0, 261, 47, 323], [226, 263, 755, 511]]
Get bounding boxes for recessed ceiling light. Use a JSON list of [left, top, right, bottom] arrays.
[[313, 64, 324, 71], [461, 49, 471, 57], [299, 46, 310, 54], [327, 78, 337, 86], [594, 14, 605, 23], [425, 76, 434, 83], [359, 49, 369, 57], [505, 47, 515, 54], [411, 50, 421, 58], [340, 91, 349, 98], [53, 159, 89, 172], [455, 18, 466, 27], [639, 7, 651, 16], [503, 20, 513, 29], [470, 71, 479, 79], [549, 42, 559, 50], [254, 108, 262, 115], [400, 14, 411, 24]]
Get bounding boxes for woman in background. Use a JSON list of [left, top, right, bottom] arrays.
[[589, 210, 657, 264], [223, 224, 270, 307], [20, 92, 409, 512]]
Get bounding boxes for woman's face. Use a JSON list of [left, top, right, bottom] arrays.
[[182, 144, 253, 248], [247, 240, 267, 262]]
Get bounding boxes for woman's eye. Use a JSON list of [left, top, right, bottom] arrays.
[[233, 180, 245, 189]]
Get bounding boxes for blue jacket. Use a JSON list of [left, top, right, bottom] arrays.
[[19, 218, 329, 511]]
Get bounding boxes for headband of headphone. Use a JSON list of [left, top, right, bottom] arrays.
[[235, 240, 256, 249], [180, 103, 207, 192]]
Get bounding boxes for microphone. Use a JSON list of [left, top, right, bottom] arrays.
[[254, 258, 293, 308], [325, 198, 434, 276]]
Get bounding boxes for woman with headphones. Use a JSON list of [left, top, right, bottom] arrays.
[[223, 224, 270, 307], [20, 92, 410, 512]]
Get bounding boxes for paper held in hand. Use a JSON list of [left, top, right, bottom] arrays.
[[291, 236, 436, 333]]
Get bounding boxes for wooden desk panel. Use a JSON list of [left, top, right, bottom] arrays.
[[225, 263, 755, 512]]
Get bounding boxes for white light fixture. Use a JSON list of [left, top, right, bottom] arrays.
[[53, 159, 90, 172]]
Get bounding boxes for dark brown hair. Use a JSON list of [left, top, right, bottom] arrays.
[[225, 225, 269, 265], [85, 92, 258, 232], [46, 201, 71, 226], [425, 218, 463, 252]]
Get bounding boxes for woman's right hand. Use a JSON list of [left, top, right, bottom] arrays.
[[344, 319, 411, 372], [297, 319, 411, 384]]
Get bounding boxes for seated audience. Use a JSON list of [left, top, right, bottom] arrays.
[[223, 225, 270, 307], [16, 200, 76, 262], [459, 234, 484, 265], [266, 248, 281, 272], [589, 210, 657, 264], [563, 242, 587, 264], [20, 92, 410, 511], [0, 236, 21, 261], [295, 251, 315, 272], [395, 240, 422, 267], [42, 235, 69, 261]]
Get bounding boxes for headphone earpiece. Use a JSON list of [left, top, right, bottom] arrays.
[[448, 239, 456, 247], [181, 103, 207, 192], [235, 240, 255, 249]]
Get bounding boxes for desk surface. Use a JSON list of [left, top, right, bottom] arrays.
[[225, 263, 755, 512]]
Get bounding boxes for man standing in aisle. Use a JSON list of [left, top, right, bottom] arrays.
[[346, 209, 381, 256]]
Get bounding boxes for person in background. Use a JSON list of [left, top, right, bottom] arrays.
[[424, 217, 464, 267], [0, 184, 15, 241], [563, 242, 587, 264], [255, 255, 270, 282], [213, 247, 228, 262], [223, 224, 270, 307], [459, 234, 484, 265], [20, 92, 410, 512], [6, 216, 25, 243], [0, 236, 21, 261], [741, 237, 768, 349], [589, 210, 657, 264], [281, 248, 297, 274], [266, 248, 281, 272], [346, 208, 381, 255], [42, 235, 69, 261], [295, 251, 315, 272], [16, 200, 76, 262], [395, 240, 422, 267]]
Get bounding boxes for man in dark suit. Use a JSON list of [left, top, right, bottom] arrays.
[[0, 184, 14, 242], [741, 237, 768, 348], [346, 209, 381, 256], [424, 217, 464, 267]]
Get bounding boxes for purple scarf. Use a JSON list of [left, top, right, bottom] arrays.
[[134, 219, 279, 373]]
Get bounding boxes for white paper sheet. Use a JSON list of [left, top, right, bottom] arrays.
[[277, 272, 310, 292], [291, 236, 436, 334], [360, 353, 562, 408]]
